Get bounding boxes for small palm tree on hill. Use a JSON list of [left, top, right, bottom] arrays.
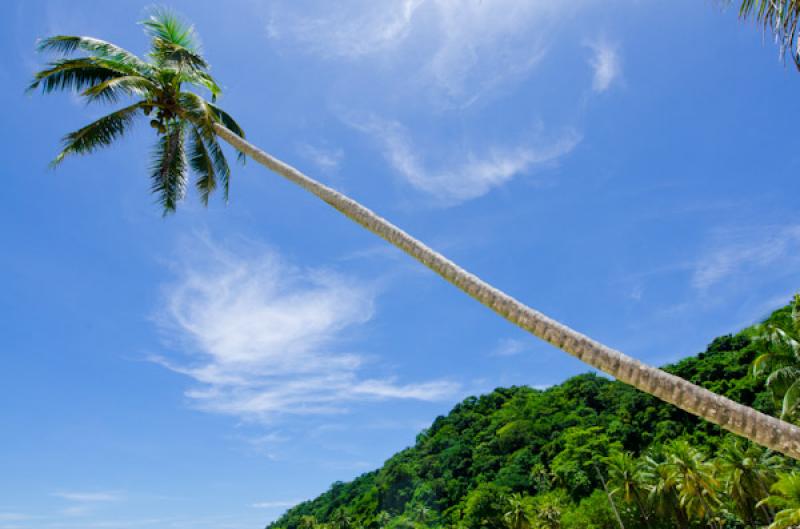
[[717, 437, 783, 526], [754, 295, 800, 420], [759, 472, 800, 529], [28, 7, 800, 460], [503, 493, 531, 529]]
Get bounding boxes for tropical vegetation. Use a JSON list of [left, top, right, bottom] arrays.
[[267, 301, 800, 529]]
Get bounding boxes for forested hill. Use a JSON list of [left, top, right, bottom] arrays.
[[268, 304, 794, 529]]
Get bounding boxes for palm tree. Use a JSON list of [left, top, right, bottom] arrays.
[[731, 0, 800, 68], [29, 9, 800, 460], [300, 515, 319, 529], [331, 510, 353, 529], [717, 437, 783, 526], [27, 8, 244, 213], [374, 511, 392, 529], [503, 493, 531, 529], [605, 451, 652, 528], [640, 450, 689, 529], [663, 441, 721, 524], [409, 503, 431, 527], [758, 472, 800, 529], [531, 495, 562, 529], [754, 295, 800, 420]]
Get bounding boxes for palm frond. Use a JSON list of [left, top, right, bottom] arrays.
[[188, 126, 217, 205], [142, 8, 200, 50], [81, 75, 157, 103], [36, 35, 151, 74], [52, 102, 142, 166], [178, 93, 232, 199], [178, 91, 214, 129], [28, 57, 138, 94], [150, 40, 208, 71], [181, 70, 221, 101], [735, 0, 800, 66], [142, 8, 207, 71], [150, 122, 187, 214], [207, 102, 246, 163], [782, 380, 800, 419], [204, 131, 230, 200]]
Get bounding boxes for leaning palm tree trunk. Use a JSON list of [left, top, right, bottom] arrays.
[[214, 123, 800, 460]]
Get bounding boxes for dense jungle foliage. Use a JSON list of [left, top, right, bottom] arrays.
[[268, 303, 800, 529]]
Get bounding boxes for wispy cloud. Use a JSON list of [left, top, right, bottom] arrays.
[[349, 116, 580, 204], [265, 0, 582, 105], [490, 338, 529, 357], [692, 225, 800, 290], [588, 39, 621, 93], [266, 0, 425, 59], [51, 492, 121, 503], [153, 237, 459, 422], [296, 143, 344, 172], [0, 514, 33, 522]]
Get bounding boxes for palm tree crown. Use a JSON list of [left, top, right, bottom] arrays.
[[753, 295, 800, 420], [28, 8, 245, 213], [734, 0, 800, 68]]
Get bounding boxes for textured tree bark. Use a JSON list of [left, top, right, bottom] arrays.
[[214, 123, 800, 460]]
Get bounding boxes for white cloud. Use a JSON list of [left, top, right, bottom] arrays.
[[60, 507, 92, 517], [692, 225, 800, 290], [0, 514, 33, 522], [154, 238, 458, 421], [351, 117, 580, 204], [266, 0, 425, 59], [588, 40, 621, 93], [51, 492, 121, 503], [297, 143, 344, 172], [490, 338, 528, 357], [265, 0, 585, 105]]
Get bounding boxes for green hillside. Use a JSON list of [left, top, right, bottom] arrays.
[[268, 303, 796, 529]]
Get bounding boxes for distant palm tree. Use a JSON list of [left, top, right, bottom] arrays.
[[605, 451, 652, 528], [299, 515, 319, 529], [717, 437, 783, 526], [531, 494, 561, 529], [331, 510, 353, 529], [374, 511, 392, 529], [664, 441, 721, 524], [503, 493, 531, 529], [640, 451, 689, 529], [29, 8, 800, 460], [754, 295, 800, 420], [758, 472, 800, 529], [409, 503, 431, 527], [732, 0, 800, 68]]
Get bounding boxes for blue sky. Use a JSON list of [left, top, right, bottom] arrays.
[[3, 0, 800, 528]]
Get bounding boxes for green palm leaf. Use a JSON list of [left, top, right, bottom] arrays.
[[782, 380, 800, 419], [735, 0, 800, 67], [150, 122, 187, 214], [36, 35, 151, 74], [142, 8, 207, 71], [81, 75, 158, 103], [28, 58, 120, 94], [52, 102, 143, 166], [188, 126, 217, 205], [208, 102, 246, 163]]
